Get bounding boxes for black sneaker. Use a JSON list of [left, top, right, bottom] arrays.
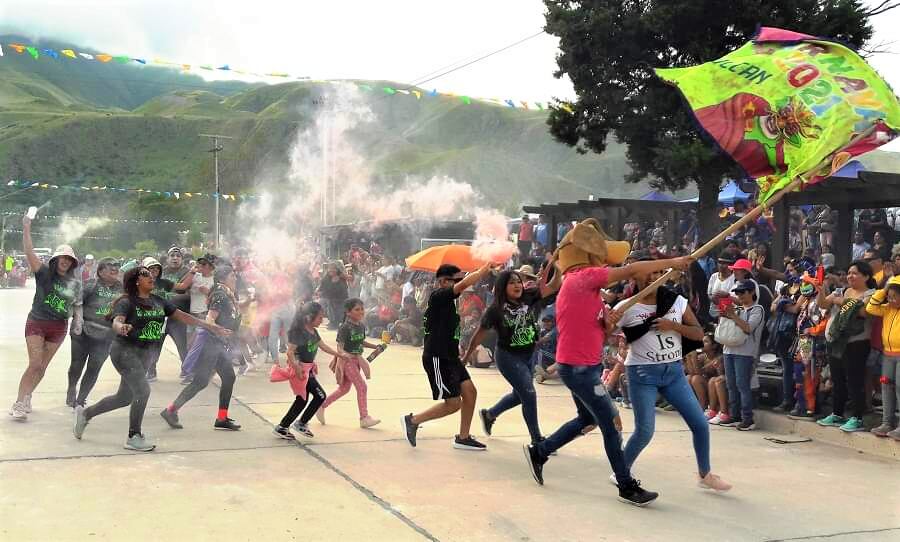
[[160, 409, 183, 429], [736, 420, 756, 431], [479, 409, 495, 436], [291, 420, 313, 437], [523, 444, 547, 485], [401, 414, 419, 447], [788, 410, 816, 421], [273, 425, 296, 440], [719, 417, 742, 427], [214, 418, 241, 431], [617, 479, 659, 507], [772, 402, 792, 413], [453, 435, 487, 451]]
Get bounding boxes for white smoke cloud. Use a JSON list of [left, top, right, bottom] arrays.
[[55, 215, 110, 244], [234, 82, 487, 267]]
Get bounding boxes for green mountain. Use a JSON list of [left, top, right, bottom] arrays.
[[0, 35, 642, 214], [2, 34, 900, 251]]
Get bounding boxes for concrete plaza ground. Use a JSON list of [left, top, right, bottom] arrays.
[[1, 285, 899, 541]]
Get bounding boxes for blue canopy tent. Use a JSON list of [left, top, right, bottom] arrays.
[[639, 190, 677, 202], [680, 180, 752, 205]]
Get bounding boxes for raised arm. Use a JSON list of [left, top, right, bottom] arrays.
[[453, 263, 493, 295], [606, 257, 691, 285], [21, 215, 41, 272]]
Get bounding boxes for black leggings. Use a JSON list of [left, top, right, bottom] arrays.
[[84, 341, 152, 436], [172, 339, 236, 411], [829, 340, 870, 419], [279, 376, 326, 427], [67, 333, 112, 404]]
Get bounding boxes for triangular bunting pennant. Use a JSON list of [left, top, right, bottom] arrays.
[[95, 54, 113, 63], [79, 53, 94, 60], [9, 44, 25, 54], [61, 49, 76, 59], [25, 46, 39, 59], [411, 90, 422, 100]]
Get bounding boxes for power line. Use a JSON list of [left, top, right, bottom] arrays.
[[408, 30, 546, 88]]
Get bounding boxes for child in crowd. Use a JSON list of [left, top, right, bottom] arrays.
[[687, 335, 724, 418], [271, 302, 341, 440], [316, 298, 381, 428], [534, 313, 558, 383], [865, 277, 900, 439], [602, 334, 627, 399]]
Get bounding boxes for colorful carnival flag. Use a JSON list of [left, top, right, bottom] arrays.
[[655, 27, 900, 202]]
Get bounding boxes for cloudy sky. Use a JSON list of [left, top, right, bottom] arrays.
[[1, 1, 899, 110]]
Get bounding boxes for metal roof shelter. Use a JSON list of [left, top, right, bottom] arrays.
[[523, 197, 696, 251]]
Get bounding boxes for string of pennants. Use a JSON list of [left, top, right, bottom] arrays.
[[2, 228, 111, 240], [0, 210, 207, 224], [0, 41, 572, 112], [0, 41, 309, 80], [4, 180, 257, 201]]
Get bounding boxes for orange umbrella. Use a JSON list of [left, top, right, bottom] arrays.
[[405, 244, 486, 273]]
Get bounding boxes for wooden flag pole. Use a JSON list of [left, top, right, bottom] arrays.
[[614, 124, 879, 313]]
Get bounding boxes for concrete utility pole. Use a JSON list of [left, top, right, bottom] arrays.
[[199, 134, 234, 249]]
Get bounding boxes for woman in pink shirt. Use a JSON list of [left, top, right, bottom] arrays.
[[524, 252, 691, 507]]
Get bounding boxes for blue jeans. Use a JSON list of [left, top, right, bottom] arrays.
[[724, 354, 755, 422], [268, 304, 294, 361], [777, 345, 793, 406], [537, 363, 632, 486], [624, 362, 711, 475], [488, 348, 541, 443]]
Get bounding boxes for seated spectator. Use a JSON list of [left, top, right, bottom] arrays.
[[390, 296, 423, 346], [534, 313, 558, 383]]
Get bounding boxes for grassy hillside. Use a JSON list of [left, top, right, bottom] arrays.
[[3, 33, 898, 247]]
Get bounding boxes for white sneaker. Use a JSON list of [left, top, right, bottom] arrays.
[[73, 405, 89, 439], [9, 401, 27, 422], [360, 415, 381, 428], [315, 408, 326, 425], [124, 433, 156, 452], [23, 394, 33, 413], [698, 472, 732, 492], [708, 414, 723, 425]]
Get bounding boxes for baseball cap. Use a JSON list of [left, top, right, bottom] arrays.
[[732, 279, 756, 294], [167, 246, 183, 256], [729, 258, 753, 272], [197, 253, 217, 266]]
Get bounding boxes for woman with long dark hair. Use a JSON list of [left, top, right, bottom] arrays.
[[161, 266, 244, 431], [462, 265, 560, 445], [73, 266, 230, 451], [816, 260, 876, 433], [66, 257, 122, 408], [10, 213, 81, 421]]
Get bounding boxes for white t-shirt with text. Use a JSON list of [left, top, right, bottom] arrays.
[[615, 296, 688, 366]]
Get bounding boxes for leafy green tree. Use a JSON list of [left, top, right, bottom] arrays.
[[544, 0, 890, 241]]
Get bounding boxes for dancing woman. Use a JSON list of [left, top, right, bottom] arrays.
[[74, 266, 229, 451], [10, 213, 81, 421]]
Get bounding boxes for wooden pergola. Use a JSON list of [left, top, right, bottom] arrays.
[[771, 171, 900, 270], [522, 197, 696, 251], [522, 170, 900, 271]]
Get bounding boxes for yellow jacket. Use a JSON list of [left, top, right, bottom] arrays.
[[866, 276, 900, 355]]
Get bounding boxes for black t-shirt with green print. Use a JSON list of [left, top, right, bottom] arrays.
[[423, 287, 462, 360], [112, 295, 177, 347], [480, 288, 548, 354], [28, 265, 82, 321], [82, 279, 123, 339], [288, 323, 321, 363], [337, 321, 367, 354]]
